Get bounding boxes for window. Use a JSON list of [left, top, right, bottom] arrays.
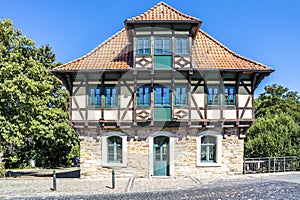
[[224, 86, 236, 106], [155, 38, 171, 55], [88, 87, 101, 107], [196, 131, 222, 166], [175, 38, 189, 55], [155, 86, 170, 105], [200, 136, 216, 163], [105, 87, 117, 107], [136, 38, 150, 55], [102, 132, 127, 167], [174, 86, 188, 106], [137, 86, 150, 107], [207, 86, 220, 106], [107, 136, 122, 163]]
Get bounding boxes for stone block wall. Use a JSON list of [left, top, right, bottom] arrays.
[[79, 128, 244, 178]]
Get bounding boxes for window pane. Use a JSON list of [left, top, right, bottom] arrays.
[[164, 39, 171, 54], [182, 39, 188, 54], [155, 88, 162, 104], [163, 88, 170, 104], [155, 39, 163, 54]]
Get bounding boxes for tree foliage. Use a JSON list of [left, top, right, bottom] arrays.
[[245, 84, 300, 158], [0, 19, 78, 168]]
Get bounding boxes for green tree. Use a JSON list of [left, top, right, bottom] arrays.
[[245, 84, 300, 158], [0, 19, 78, 168]]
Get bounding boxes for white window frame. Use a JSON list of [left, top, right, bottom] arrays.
[[102, 132, 127, 167], [196, 130, 222, 167]]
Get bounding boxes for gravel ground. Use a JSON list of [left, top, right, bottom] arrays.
[[0, 172, 299, 199]]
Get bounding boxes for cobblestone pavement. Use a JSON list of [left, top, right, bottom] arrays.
[[1, 172, 299, 199]]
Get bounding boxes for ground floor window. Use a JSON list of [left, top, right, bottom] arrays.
[[102, 132, 127, 167], [196, 131, 222, 166]]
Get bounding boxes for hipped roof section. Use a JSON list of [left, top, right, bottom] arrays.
[[53, 2, 273, 72]]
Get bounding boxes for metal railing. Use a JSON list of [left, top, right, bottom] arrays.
[[243, 156, 300, 174]]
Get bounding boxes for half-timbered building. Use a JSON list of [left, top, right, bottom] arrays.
[[52, 2, 273, 178]]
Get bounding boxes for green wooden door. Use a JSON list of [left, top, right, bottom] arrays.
[[154, 86, 171, 121], [153, 136, 169, 176]]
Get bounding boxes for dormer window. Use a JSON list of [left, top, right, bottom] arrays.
[[136, 38, 151, 55], [175, 38, 189, 55]]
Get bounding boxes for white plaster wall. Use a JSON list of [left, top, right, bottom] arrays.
[[240, 110, 252, 119], [72, 95, 86, 109], [191, 93, 204, 108], [72, 111, 85, 121], [104, 110, 118, 120], [223, 110, 236, 120], [120, 110, 133, 121], [239, 95, 251, 108], [207, 110, 221, 120], [87, 110, 102, 121]]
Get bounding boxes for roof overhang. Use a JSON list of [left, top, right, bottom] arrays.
[[124, 19, 202, 38]]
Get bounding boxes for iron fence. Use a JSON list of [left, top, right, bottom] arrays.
[[243, 156, 300, 174]]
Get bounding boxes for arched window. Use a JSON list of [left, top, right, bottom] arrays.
[[196, 131, 222, 166], [200, 136, 217, 163], [102, 132, 127, 167], [107, 136, 122, 163]]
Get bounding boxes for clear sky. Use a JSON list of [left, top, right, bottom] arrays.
[[1, 0, 299, 96]]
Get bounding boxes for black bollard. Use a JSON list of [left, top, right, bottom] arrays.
[[53, 170, 57, 191], [112, 170, 115, 189]]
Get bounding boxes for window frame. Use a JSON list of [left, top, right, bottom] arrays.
[[154, 37, 172, 55], [102, 132, 127, 167], [175, 37, 190, 55], [207, 85, 220, 107], [137, 86, 151, 107], [107, 136, 123, 163], [174, 86, 188, 107], [136, 37, 151, 55], [104, 86, 118, 108], [196, 131, 222, 167], [154, 86, 171, 106], [224, 85, 236, 107], [88, 86, 101, 108]]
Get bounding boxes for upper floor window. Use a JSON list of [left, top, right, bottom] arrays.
[[155, 86, 171, 105], [105, 86, 117, 107], [89, 86, 101, 107], [174, 86, 188, 106], [175, 38, 189, 55], [136, 38, 150, 55], [207, 86, 220, 106], [137, 86, 150, 107], [224, 86, 236, 106], [154, 38, 172, 55]]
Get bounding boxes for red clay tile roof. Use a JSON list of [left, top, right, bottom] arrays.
[[193, 30, 273, 71], [53, 2, 272, 72], [54, 29, 132, 71], [126, 2, 200, 21]]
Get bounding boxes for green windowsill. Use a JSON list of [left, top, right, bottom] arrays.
[[174, 104, 188, 108]]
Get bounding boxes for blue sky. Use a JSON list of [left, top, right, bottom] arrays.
[[1, 0, 299, 95]]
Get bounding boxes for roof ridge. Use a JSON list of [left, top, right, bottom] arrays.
[[128, 1, 199, 21], [54, 28, 126, 70], [199, 29, 271, 70]]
